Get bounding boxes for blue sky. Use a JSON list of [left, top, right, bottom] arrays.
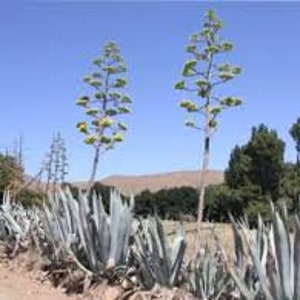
[[1, 1, 299, 181]]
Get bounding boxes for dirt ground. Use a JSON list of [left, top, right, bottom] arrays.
[[0, 264, 79, 300]]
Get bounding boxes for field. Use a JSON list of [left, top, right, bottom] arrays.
[[164, 221, 234, 259]]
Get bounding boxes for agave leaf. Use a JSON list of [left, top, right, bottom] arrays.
[[64, 188, 79, 234], [154, 215, 172, 280], [108, 189, 119, 267], [294, 217, 300, 300], [256, 216, 268, 268], [92, 192, 110, 264], [134, 216, 185, 288], [59, 188, 77, 235], [266, 254, 281, 300], [1, 211, 24, 256], [230, 214, 245, 271], [114, 192, 128, 264], [2, 211, 24, 235], [76, 191, 97, 272], [191, 247, 228, 300], [108, 190, 133, 268], [206, 254, 214, 295], [134, 227, 156, 289], [48, 194, 66, 241], [59, 189, 72, 233], [170, 223, 186, 286], [135, 248, 156, 288], [120, 195, 134, 261], [273, 210, 292, 299], [40, 204, 60, 257], [148, 219, 169, 285], [241, 226, 273, 300], [227, 266, 255, 300], [47, 194, 67, 244]]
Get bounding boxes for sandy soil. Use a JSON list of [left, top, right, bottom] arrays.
[[0, 264, 79, 300]]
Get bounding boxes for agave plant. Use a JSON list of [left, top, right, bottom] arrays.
[[0, 191, 35, 257], [228, 204, 300, 300], [227, 214, 268, 298], [41, 187, 134, 276], [188, 247, 230, 300], [133, 216, 186, 289], [39, 188, 78, 262]]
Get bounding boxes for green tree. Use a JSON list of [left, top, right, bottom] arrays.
[[76, 42, 131, 191], [289, 117, 300, 210], [204, 184, 262, 223], [290, 116, 300, 165], [280, 163, 300, 211], [17, 189, 44, 208], [0, 153, 24, 200], [174, 9, 242, 250], [154, 187, 198, 219], [225, 145, 251, 189], [134, 190, 156, 217], [134, 187, 198, 220], [245, 124, 285, 200], [225, 124, 285, 202]]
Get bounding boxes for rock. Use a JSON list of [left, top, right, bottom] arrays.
[[127, 287, 197, 300], [89, 283, 125, 300], [121, 277, 135, 290]]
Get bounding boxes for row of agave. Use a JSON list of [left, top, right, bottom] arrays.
[[0, 188, 299, 299]]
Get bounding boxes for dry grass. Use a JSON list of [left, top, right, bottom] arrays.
[[163, 221, 234, 260]]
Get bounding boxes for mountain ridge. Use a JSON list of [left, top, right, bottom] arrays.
[[72, 169, 224, 196]]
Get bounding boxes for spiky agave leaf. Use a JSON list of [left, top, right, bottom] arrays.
[[229, 214, 245, 271], [228, 213, 271, 300], [39, 189, 79, 262], [0, 191, 39, 257], [133, 216, 186, 288], [41, 187, 134, 276], [132, 218, 156, 289], [267, 203, 293, 299], [107, 190, 134, 268], [229, 203, 300, 300], [170, 223, 186, 286], [91, 191, 110, 265], [188, 247, 229, 300], [294, 216, 300, 299]]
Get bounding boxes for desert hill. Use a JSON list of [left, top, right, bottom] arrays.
[[72, 170, 224, 196]]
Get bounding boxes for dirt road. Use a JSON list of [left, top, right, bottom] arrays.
[[0, 265, 78, 300]]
